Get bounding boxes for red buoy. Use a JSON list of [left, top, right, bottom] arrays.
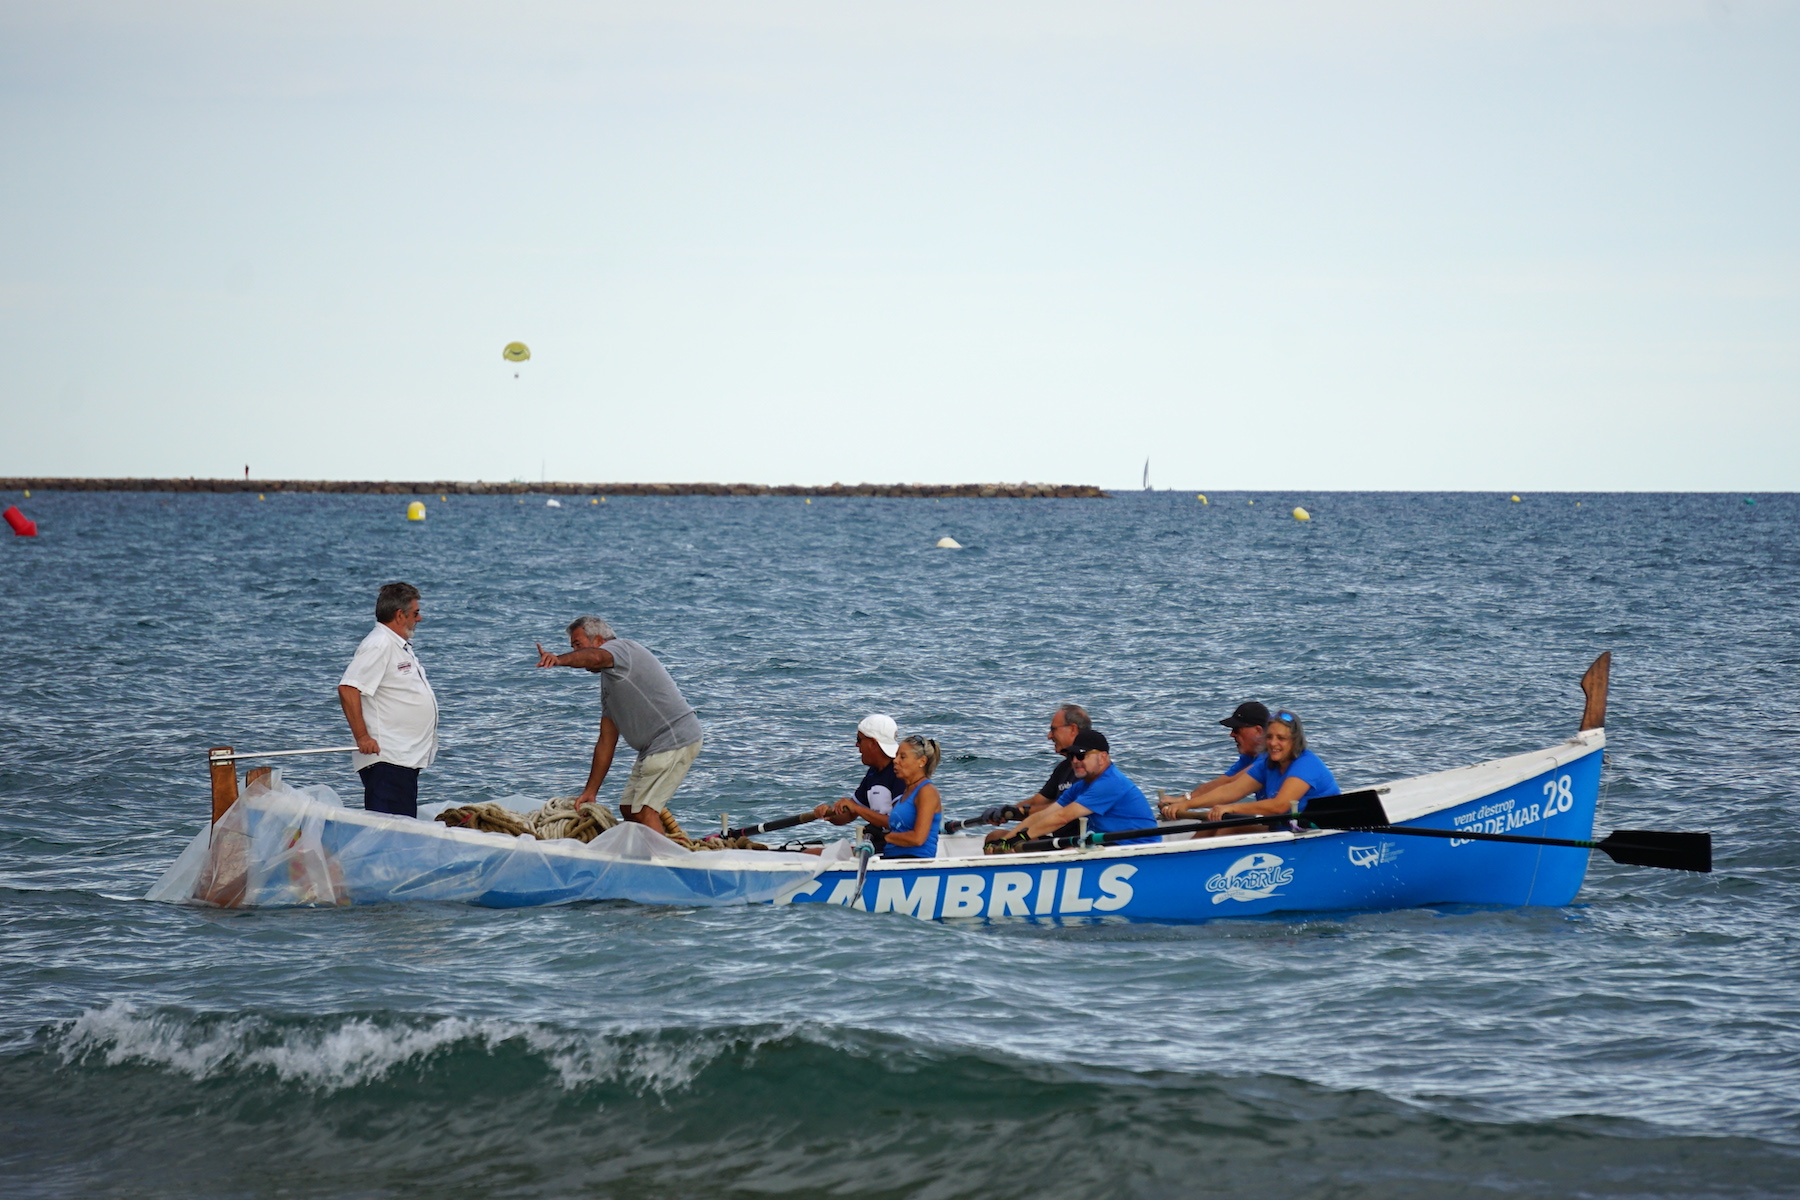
[[4, 505, 37, 537]]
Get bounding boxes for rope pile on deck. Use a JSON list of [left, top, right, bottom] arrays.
[[434, 797, 766, 850]]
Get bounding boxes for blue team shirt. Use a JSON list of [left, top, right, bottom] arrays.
[[1226, 751, 1270, 800], [1060, 764, 1158, 844], [1244, 750, 1340, 809], [883, 779, 941, 859]]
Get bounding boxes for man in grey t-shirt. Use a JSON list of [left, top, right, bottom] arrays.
[[535, 615, 704, 835]]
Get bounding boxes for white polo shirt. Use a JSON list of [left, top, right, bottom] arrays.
[[339, 623, 439, 771]]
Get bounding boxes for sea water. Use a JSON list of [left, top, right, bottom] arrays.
[[0, 491, 1795, 1198]]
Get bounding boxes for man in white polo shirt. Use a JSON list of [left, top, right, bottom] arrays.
[[337, 581, 439, 817]]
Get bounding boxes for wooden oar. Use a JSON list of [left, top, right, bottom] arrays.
[[722, 810, 822, 839], [1010, 790, 1390, 852], [943, 805, 1025, 834], [1011, 782, 1710, 874], [1336, 823, 1712, 873]]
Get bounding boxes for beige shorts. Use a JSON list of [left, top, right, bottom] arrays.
[[616, 739, 702, 813]]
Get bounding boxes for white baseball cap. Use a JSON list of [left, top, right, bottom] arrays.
[[857, 714, 900, 757]]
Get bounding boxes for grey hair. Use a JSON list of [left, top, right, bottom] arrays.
[[1056, 704, 1092, 732], [898, 734, 942, 778], [567, 615, 616, 640], [1267, 710, 1307, 764], [376, 581, 420, 623]]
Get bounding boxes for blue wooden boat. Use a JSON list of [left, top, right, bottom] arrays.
[[156, 655, 1702, 916], [784, 727, 1608, 921]]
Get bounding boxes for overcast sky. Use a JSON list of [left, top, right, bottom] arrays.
[[1, 1, 1795, 490]]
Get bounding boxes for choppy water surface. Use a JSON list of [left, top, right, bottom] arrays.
[[1, 490, 1797, 1199]]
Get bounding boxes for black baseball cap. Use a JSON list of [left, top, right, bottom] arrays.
[[1069, 729, 1111, 755], [1220, 702, 1270, 730]]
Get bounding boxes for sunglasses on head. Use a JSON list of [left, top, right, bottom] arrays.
[[1275, 712, 1295, 723]]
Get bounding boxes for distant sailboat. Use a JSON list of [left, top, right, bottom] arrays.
[[1142, 458, 1150, 491]]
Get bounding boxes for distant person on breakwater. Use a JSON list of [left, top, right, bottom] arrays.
[[1158, 700, 1272, 820], [988, 730, 1158, 851], [1176, 710, 1340, 837], [337, 582, 439, 818], [881, 735, 944, 859], [535, 617, 703, 836], [813, 714, 905, 848]]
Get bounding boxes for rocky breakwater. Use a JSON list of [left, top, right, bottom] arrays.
[[1, 479, 1107, 499]]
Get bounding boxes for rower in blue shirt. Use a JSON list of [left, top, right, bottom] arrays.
[[1159, 700, 1271, 820], [989, 730, 1159, 850], [1184, 710, 1340, 837], [882, 735, 943, 859]]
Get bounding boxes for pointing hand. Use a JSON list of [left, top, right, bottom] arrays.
[[536, 642, 560, 668]]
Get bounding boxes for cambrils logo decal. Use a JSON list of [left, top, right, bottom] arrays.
[[1205, 852, 1294, 904]]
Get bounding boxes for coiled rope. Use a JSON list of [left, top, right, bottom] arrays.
[[434, 797, 765, 850]]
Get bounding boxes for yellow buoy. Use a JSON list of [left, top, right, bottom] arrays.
[[406, 500, 427, 521], [1510, 495, 1521, 502], [1248, 499, 1255, 505], [937, 536, 963, 549], [804, 498, 812, 505], [591, 497, 597, 505], [440, 495, 447, 502], [502, 342, 530, 363], [22, 489, 29, 498], [258, 493, 265, 501], [1292, 506, 1310, 521], [1197, 494, 1208, 504]]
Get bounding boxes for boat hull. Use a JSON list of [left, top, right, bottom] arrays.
[[784, 737, 1604, 921], [151, 732, 1605, 920]]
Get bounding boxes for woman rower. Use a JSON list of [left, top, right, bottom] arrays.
[[1172, 710, 1339, 837], [881, 735, 943, 859]]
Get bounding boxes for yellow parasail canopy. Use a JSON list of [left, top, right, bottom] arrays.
[[503, 342, 531, 363]]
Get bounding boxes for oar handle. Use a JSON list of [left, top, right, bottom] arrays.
[[1013, 812, 1287, 852], [724, 811, 820, 839], [944, 805, 1025, 833], [1002, 791, 1391, 853]]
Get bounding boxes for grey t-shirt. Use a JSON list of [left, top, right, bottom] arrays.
[[596, 638, 703, 758]]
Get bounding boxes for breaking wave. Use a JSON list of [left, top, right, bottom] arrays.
[[54, 1000, 754, 1094], [4, 1004, 1796, 1199]]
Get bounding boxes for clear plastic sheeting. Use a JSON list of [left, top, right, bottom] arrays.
[[147, 779, 842, 909]]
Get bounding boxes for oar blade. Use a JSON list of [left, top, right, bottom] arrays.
[[1597, 830, 1712, 873], [1298, 789, 1390, 830]]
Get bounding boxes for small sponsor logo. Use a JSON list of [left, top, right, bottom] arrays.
[[1347, 842, 1402, 869], [1205, 852, 1294, 904]]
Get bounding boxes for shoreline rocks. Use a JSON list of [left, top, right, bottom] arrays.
[[0, 478, 1108, 499]]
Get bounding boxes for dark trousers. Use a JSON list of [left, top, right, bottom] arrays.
[[359, 762, 420, 817]]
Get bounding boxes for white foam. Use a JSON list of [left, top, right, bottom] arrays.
[[53, 1001, 784, 1095]]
